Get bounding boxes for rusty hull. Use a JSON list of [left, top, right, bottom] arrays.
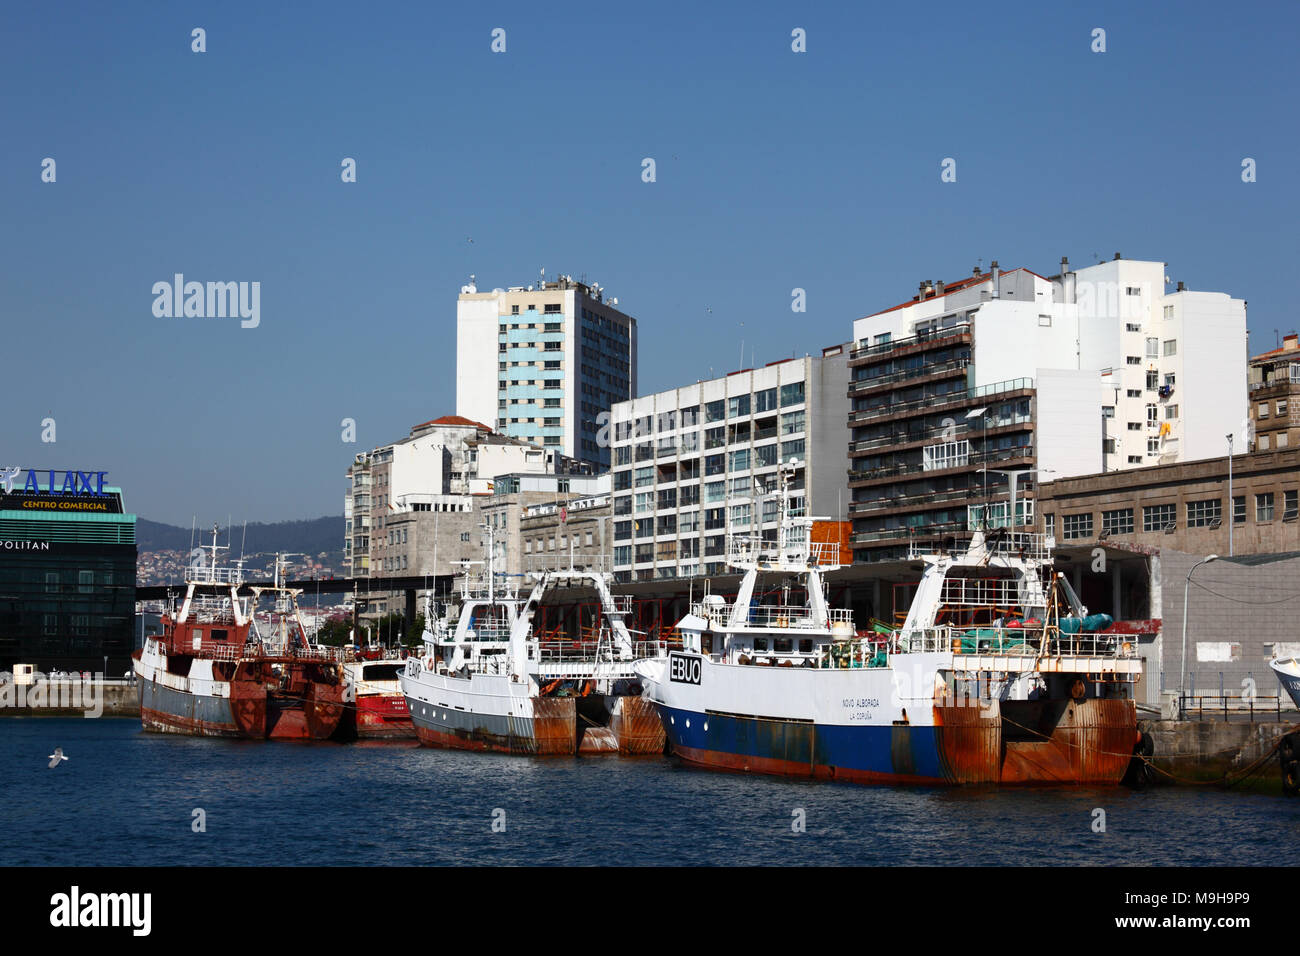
[[610, 695, 668, 755], [934, 697, 1137, 785], [531, 696, 578, 754]]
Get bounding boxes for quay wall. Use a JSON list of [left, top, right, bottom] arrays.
[[0, 680, 139, 717], [1140, 717, 1299, 790]]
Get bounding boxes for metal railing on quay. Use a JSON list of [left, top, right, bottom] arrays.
[[1178, 690, 1294, 722]]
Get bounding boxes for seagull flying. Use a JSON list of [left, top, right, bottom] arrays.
[[47, 747, 68, 769]]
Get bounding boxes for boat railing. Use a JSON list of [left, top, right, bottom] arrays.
[[186, 565, 244, 586], [897, 625, 1136, 659], [727, 536, 838, 569], [690, 600, 731, 627], [938, 576, 1036, 608], [742, 605, 854, 629], [907, 531, 1052, 562], [525, 552, 612, 574], [456, 621, 514, 643]]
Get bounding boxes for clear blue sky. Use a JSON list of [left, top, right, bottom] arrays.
[[2, 0, 1296, 526]]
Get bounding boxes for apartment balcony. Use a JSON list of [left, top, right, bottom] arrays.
[[848, 356, 971, 395], [847, 378, 1034, 427], [848, 487, 977, 516], [847, 447, 1034, 488], [849, 323, 972, 365], [849, 414, 1031, 457], [851, 520, 969, 545]]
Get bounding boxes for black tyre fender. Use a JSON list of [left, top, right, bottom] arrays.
[[1279, 734, 1297, 764]]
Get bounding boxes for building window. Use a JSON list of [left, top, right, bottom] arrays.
[[1147, 438, 1160, 455], [1163, 340, 1177, 356], [1278, 400, 1289, 417], [1165, 404, 1179, 419], [1256, 492, 1275, 522], [1061, 513, 1093, 540], [755, 387, 778, 412], [1126, 356, 1141, 365], [1145, 337, 1159, 358], [1142, 503, 1176, 532], [1259, 435, 1270, 451], [781, 438, 805, 461], [1043, 514, 1055, 538], [1186, 499, 1221, 528], [704, 400, 726, 422], [1284, 490, 1299, 521], [728, 395, 751, 418], [1146, 370, 1158, 390], [1258, 402, 1270, 419], [1101, 508, 1134, 535], [1146, 404, 1158, 425], [78, 570, 94, 593], [780, 382, 805, 407], [1103, 438, 1116, 454], [1233, 496, 1245, 524], [1279, 433, 1290, 448]]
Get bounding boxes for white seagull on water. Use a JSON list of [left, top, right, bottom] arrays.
[[47, 747, 68, 769]]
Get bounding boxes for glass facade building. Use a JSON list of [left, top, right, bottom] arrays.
[[0, 481, 136, 674]]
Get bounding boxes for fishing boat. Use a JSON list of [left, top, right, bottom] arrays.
[[398, 527, 664, 756], [337, 651, 415, 739], [633, 463, 1147, 786], [132, 527, 347, 739], [1269, 657, 1300, 709]]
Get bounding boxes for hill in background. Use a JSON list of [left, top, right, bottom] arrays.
[[137, 516, 345, 557]]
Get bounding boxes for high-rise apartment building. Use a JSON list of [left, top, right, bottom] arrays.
[[457, 275, 638, 468]]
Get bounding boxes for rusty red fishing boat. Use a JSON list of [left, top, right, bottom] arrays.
[[132, 526, 346, 739]]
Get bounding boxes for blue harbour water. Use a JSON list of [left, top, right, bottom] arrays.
[[2, 718, 1293, 867]]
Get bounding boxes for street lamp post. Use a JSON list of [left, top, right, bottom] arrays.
[[1179, 554, 1218, 718]]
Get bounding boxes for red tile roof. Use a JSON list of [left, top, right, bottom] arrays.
[[414, 414, 493, 431], [862, 267, 1046, 319], [1251, 334, 1300, 363]]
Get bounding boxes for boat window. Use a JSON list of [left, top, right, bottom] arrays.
[[211, 629, 228, 642], [799, 639, 813, 653], [362, 664, 403, 681], [774, 638, 793, 653], [753, 638, 768, 652], [701, 633, 713, 653]]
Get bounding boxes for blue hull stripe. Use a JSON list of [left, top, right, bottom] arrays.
[[659, 704, 948, 781]]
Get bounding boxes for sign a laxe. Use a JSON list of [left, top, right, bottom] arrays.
[[0, 468, 110, 496]]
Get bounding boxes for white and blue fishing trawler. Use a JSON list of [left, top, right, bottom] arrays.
[[634, 464, 1148, 785], [398, 528, 665, 756]]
